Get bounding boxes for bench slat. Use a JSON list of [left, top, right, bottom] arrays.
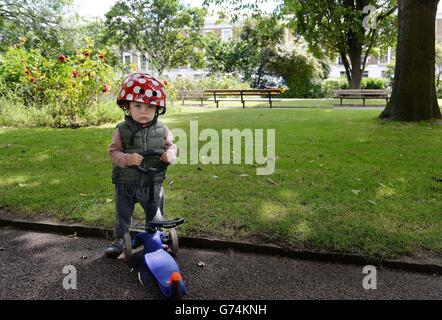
[[177, 88, 284, 108], [333, 89, 390, 106]]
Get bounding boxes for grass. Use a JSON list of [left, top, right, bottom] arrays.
[[184, 98, 442, 109], [181, 98, 391, 108], [1, 106, 442, 258]]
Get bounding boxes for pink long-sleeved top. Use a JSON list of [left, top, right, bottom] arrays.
[[108, 126, 177, 168]]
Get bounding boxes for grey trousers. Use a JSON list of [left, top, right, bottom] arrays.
[[114, 183, 164, 239]]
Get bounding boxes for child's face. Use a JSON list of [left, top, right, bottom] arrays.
[[127, 102, 157, 124]]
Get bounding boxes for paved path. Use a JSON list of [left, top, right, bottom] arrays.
[[0, 227, 440, 300]]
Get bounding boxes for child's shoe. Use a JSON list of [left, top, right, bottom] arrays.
[[131, 237, 142, 249], [105, 239, 123, 258]]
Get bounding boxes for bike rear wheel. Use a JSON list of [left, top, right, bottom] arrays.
[[123, 232, 132, 261], [167, 228, 179, 256]]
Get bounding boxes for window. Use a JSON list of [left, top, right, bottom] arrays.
[[379, 52, 389, 64], [123, 54, 132, 65], [363, 70, 369, 77], [221, 29, 233, 42], [141, 57, 148, 70], [337, 57, 343, 65], [340, 71, 346, 77]]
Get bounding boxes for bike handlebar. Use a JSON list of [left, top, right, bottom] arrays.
[[139, 150, 164, 157], [134, 149, 169, 174], [149, 218, 184, 229]]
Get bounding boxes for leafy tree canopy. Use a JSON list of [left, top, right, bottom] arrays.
[[104, 0, 207, 75]]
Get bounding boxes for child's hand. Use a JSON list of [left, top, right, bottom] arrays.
[[160, 152, 172, 164], [127, 153, 144, 166]]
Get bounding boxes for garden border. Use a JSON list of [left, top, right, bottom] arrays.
[[0, 209, 440, 275]]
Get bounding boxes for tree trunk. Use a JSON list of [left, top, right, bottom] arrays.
[[341, 53, 363, 89], [380, 0, 442, 121], [349, 63, 363, 89], [349, 35, 364, 89], [341, 35, 364, 89]]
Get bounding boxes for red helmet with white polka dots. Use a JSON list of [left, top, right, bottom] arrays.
[[117, 72, 166, 115]]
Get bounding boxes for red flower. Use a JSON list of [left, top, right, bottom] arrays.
[[83, 50, 91, 57], [98, 52, 105, 60], [24, 69, 31, 75], [58, 54, 66, 63], [102, 84, 109, 93], [72, 70, 79, 78], [163, 79, 168, 86], [29, 77, 36, 82]]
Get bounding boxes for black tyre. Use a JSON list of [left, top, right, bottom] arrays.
[[170, 281, 183, 300], [123, 232, 132, 261], [167, 228, 179, 256]]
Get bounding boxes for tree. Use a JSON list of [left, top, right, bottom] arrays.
[[282, 0, 397, 89], [104, 0, 207, 76], [204, 14, 284, 87], [379, 0, 442, 121], [240, 15, 285, 87], [435, 42, 442, 88], [0, 0, 73, 54], [204, 33, 246, 75], [267, 41, 330, 97]]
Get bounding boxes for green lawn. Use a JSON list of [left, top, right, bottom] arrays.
[[1, 107, 441, 258], [182, 98, 390, 108], [182, 98, 442, 109]]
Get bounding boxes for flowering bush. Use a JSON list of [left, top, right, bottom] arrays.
[[0, 46, 118, 127]]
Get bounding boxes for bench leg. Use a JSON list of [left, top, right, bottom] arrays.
[[363, 98, 366, 107], [269, 93, 272, 108], [340, 98, 343, 106]]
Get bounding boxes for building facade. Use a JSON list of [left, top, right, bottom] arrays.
[[328, 48, 394, 80], [121, 16, 235, 79], [122, 14, 442, 81]]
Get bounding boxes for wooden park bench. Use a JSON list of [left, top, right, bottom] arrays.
[[176, 89, 207, 106], [204, 89, 284, 108], [333, 89, 390, 106]]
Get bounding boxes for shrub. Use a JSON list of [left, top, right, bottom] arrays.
[[361, 77, 388, 89], [437, 83, 442, 99], [0, 46, 118, 127], [163, 73, 250, 107], [266, 45, 329, 98], [320, 78, 349, 98], [319, 77, 389, 98]]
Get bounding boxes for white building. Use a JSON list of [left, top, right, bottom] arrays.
[[121, 16, 235, 80], [329, 11, 442, 80], [122, 13, 442, 81], [328, 48, 394, 79]]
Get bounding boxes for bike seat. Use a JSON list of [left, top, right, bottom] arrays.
[[149, 218, 184, 229]]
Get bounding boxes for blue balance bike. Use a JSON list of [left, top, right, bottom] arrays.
[[122, 150, 188, 299]]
